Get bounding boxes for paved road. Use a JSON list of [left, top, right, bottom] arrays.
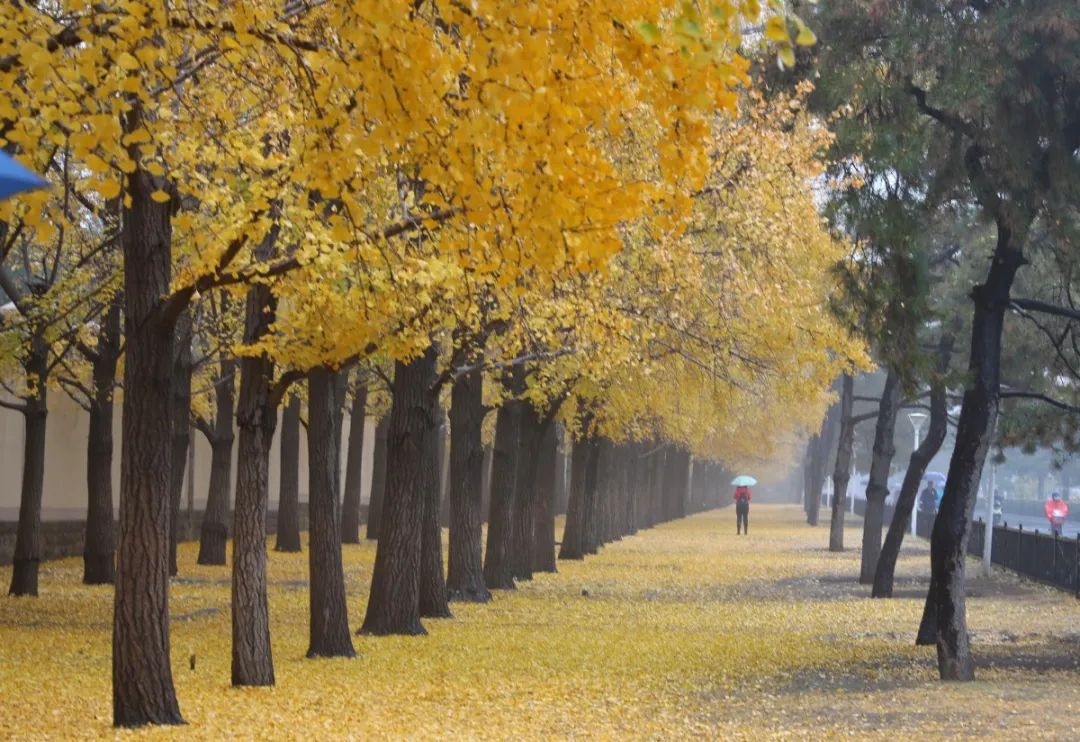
[[993, 512, 1080, 539]]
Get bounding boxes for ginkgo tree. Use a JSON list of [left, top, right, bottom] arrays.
[[2, 0, 834, 729]]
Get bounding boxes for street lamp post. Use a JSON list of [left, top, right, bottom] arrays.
[[908, 412, 928, 536], [982, 414, 999, 578]]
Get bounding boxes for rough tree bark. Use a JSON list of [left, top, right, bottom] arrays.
[[274, 395, 302, 553], [859, 371, 902, 584], [8, 339, 47, 597], [874, 332, 955, 597], [484, 390, 524, 589], [918, 223, 1028, 680], [167, 311, 193, 577], [306, 368, 356, 657], [583, 438, 612, 553], [341, 380, 368, 545], [418, 397, 451, 618], [510, 402, 548, 581], [365, 416, 389, 541], [643, 444, 660, 524], [447, 367, 491, 602], [802, 436, 817, 518], [829, 375, 855, 553], [531, 418, 559, 573], [83, 299, 121, 585], [559, 435, 599, 560], [112, 127, 183, 724], [230, 272, 279, 687], [807, 393, 842, 527], [196, 357, 235, 566], [360, 347, 437, 636], [661, 446, 688, 525]]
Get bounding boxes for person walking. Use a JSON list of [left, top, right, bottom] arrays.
[[1045, 491, 1069, 537], [734, 485, 751, 535], [918, 482, 937, 515]]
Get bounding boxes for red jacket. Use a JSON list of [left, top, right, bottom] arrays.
[[734, 486, 751, 504], [1045, 499, 1069, 525]]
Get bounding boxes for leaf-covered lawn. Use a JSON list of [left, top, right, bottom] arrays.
[[1, 505, 1078, 739]]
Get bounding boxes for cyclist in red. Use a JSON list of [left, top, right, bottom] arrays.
[[734, 486, 751, 535], [1045, 492, 1069, 537]]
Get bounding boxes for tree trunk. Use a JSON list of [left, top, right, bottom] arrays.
[[829, 375, 855, 553], [484, 396, 523, 589], [8, 344, 47, 597], [560, 435, 601, 559], [360, 348, 437, 636], [531, 419, 559, 573], [807, 395, 842, 527], [554, 427, 569, 516], [419, 396, 451, 618], [414, 432, 449, 617], [274, 395, 302, 552], [112, 137, 183, 725], [365, 416, 389, 541], [510, 402, 547, 581], [306, 368, 356, 657], [594, 441, 615, 545], [341, 381, 368, 545], [84, 300, 120, 585], [447, 368, 490, 602], [661, 446, 688, 525], [168, 311, 193, 577], [650, 446, 667, 526], [803, 437, 817, 519], [919, 228, 1027, 680], [230, 280, 278, 687], [859, 371, 902, 584], [198, 358, 235, 566], [874, 332, 955, 597]]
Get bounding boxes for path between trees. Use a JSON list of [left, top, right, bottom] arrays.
[[0, 505, 1077, 738]]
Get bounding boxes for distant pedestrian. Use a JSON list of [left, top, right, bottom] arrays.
[[1045, 492, 1069, 537], [919, 483, 936, 514], [734, 485, 751, 535]]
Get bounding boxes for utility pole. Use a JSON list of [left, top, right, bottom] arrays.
[[908, 412, 927, 536], [982, 414, 998, 578]]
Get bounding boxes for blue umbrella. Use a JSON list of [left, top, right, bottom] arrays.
[[731, 475, 757, 487], [923, 471, 946, 487], [0, 151, 47, 201]]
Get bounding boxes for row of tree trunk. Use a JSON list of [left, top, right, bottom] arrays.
[[807, 324, 972, 680], [6, 186, 727, 726]]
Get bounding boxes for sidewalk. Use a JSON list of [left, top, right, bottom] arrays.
[[1, 504, 1078, 738]]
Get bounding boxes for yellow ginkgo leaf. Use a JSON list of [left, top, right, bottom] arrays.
[[765, 16, 789, 43], [84, 154, 110, 173], [778, 45, 796, 69], [150, 190, 171, 203], [795, 19, 817, 46], [115, 52, 140, 71], [98, 178, 122, 199]]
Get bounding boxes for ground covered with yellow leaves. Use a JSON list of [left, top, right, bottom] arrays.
[[2, 505, 1078, 739]]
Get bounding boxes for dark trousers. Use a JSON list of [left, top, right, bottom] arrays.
[[736, 501, 749, 533]]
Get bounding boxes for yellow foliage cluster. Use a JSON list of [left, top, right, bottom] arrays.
[[518, 87, 869, 463], [1, 506, 1077, 739], [0, 1, 865, 469]]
